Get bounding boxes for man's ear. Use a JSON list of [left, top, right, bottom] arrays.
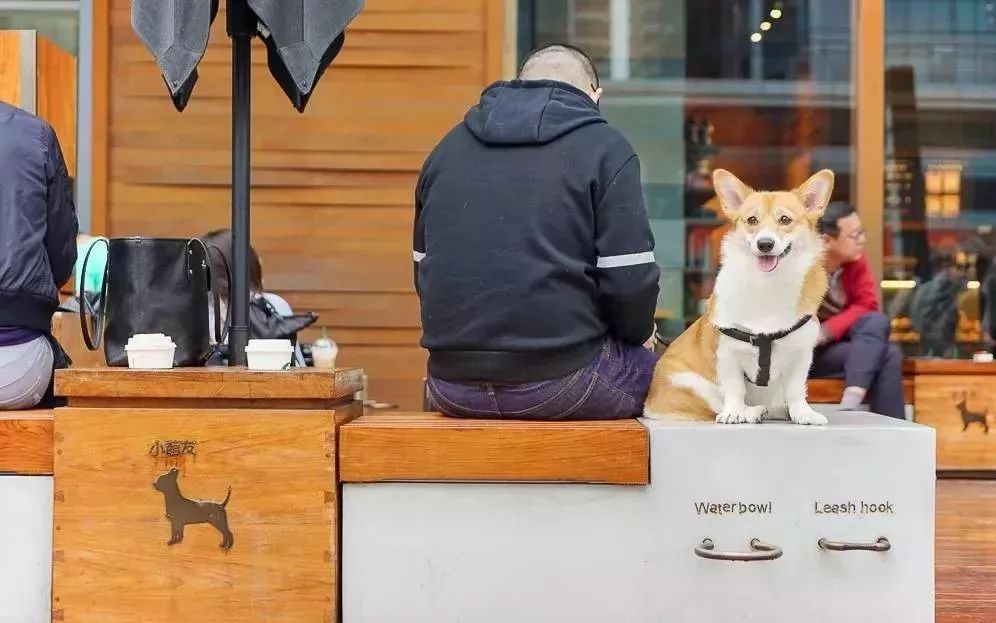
[[713, 169, 753, 220], [794, 169, 835, 217]]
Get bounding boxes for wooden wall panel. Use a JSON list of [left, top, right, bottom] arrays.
[[36, 35, 78, 177], [104, 0, 507, 409], [0, 32, 22, 106], [0, 32, 77, 177]]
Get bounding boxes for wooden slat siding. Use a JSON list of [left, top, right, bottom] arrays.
[[56, 367, 363, 401], [103, 0, 507, 410], [36, 35, 78, 177], [936, 480, 996, 623], [339, 412, 650, 485], [0, 411, 54, 475], [0, 32, 21, 106]]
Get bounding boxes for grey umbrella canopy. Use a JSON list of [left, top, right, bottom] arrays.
[[132, 0, 362, 112], [131, 0, 219, 111], [251, 0, 363, 111], [131, 0, 364, 365]]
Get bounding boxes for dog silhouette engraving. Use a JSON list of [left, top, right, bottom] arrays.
[[956, 395, 989, 434], [153, 467, 234, 549]]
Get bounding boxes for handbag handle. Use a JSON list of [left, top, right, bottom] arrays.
[[208, 245, 232, 347], [79, 237, 110, 351], [186, 239, 228, 346]]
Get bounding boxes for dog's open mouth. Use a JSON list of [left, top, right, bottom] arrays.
[[758, 244, 792, 273]]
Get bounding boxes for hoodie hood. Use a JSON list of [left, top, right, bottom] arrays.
[[464, 80, 605, 146]]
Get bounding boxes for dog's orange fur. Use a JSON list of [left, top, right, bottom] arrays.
[[644, 171, 832, 421]]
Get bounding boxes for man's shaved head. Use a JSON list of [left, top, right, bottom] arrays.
[[518, 44, 600, 96]]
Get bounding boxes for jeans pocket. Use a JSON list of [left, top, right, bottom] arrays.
[[545, 373, 601, 420], [496, 369, 584, 418], [427, 378, 500, 418], [583, 374, 640, 420]]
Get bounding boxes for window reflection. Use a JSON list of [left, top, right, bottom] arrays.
[[883, 0, 996, 359], [520, 0, 853, 337]]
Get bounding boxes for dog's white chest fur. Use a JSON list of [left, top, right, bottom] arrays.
[[706, 238, 826, 425], [713, 260, 819, 395]]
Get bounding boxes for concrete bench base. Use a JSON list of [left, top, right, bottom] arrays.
[[343, 409, 935, 622], [0, 476, 52, 623]]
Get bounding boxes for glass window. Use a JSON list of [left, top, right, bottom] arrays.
[[0, 9, 78, 55], [519, 0, 854, 337], [883, 0, 996, 359]]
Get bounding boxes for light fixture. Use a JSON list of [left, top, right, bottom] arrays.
[[770, 8, 783, 19], [750, 32, 762, 43], [760, 21, 771, 31]]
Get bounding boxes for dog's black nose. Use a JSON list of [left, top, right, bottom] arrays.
[[756, 238, 775, 253]]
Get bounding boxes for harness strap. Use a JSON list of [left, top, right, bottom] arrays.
[[717, 315, 813, 387]]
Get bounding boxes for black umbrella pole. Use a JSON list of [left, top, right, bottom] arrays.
[[229, 31, 252, 366]]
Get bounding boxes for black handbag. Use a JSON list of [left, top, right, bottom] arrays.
[[80, 237, 221, 367]]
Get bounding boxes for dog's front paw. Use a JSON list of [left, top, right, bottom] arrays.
[[717, 405, 758, 424], [790, 404, 828, 426], [743, 405, 767, 423]]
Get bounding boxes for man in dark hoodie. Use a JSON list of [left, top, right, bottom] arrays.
[[0, 102, 78, 409], [414, 44, 660, 420]]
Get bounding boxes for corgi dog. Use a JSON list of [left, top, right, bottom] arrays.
[[644, 169, 834, 425]]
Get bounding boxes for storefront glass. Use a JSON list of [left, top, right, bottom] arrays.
[[519, 0, 854, 337], [882, 0, 996, 358]]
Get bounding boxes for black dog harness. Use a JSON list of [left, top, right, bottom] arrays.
[[717, 315, 813, 387]]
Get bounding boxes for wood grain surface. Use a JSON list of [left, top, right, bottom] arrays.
[[95, 0, 509, 410], [53, 407, 344, 623], [56, 367, 363, 402], [0, 410, 54, 475], [36, 35, 77, 177], [936, 479, 996, 623], [907, 359, 996, 375], [0, 32, 23, 111], [51, 312, 107, 369], [914, 376, 996, 470], [339, 412, 649, 485], [807, 378, 915, 404]]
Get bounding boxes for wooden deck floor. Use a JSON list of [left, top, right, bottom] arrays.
[[937, 479, 996, 622]]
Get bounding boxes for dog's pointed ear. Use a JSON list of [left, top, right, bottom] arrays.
[[794, 169, 835, 216], [713, 169, 753, 220]]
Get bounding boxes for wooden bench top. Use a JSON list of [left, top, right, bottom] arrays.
[[905, 359, 996, 375], [0, 409, 54, 475], [808, 378, 915, 404], [340, 412, 649, 485], [56, 367, 364, 402]]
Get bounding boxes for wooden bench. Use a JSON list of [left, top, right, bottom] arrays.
[[340, 412, 649, 485], [807, 378, 915, 404], [0, 410, 54, 475]]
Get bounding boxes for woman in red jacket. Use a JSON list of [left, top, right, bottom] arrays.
[[811, 202, 905, 419]]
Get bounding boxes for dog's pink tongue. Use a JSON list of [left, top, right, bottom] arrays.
[[758, 255, 779, 273]]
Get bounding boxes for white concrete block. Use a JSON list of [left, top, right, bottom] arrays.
[[0, 476, 52, 623], [343, 410, 934, 622]]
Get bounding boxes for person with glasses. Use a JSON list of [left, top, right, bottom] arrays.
[[811, 201, 905, 419], [413, 44, 660, 421]]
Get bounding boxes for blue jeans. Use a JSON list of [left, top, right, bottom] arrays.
[[811, 312, 905, 419], [427, 338, 657, 421]]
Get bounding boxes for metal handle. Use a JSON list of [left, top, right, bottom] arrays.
[[694, 538, 783, 561], [818, 537, 891, 552]]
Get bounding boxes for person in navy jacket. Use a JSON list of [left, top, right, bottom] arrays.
[[0, 102, 78, 409]]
